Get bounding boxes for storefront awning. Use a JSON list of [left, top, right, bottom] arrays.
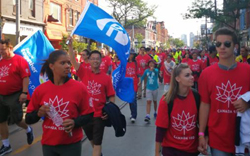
[[45, 29, 65, 40]]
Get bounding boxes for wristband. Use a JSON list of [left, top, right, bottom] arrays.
[[198, 132, 204, 136], [22, 92, 28, 95]]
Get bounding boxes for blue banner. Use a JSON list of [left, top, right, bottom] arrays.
[[71, 2, 135, 103], [14, 30, 55, 96]]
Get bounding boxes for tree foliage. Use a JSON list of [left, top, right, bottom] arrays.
[[168, 38, 184, 48], [135, 33, 144, 49], [60, 35, 88, 53], [106, 0, 157, 28], [184, 0, 250, 31]]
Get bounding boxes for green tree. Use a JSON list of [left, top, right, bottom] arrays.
[[172, 38, 185, 48], [135, 33, 144, 49], [90, 42, 98, 51], [184, 0, 250, 31], [60, 35, 88, 53], [106, 0, 157, 28]]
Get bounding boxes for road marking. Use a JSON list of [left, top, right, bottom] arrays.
[[11, 135, 42, 155]]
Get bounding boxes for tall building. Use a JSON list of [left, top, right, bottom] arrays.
[[190, 32, 195, 48], [181, 34, 187, 46]]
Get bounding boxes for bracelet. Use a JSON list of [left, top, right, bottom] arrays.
[[22, 92, 28, 95], [198, 132, 204, 136]]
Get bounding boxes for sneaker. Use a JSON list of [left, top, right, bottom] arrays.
[[154, 113, 157, 118], [0, 145, 12, 156], [144, 116, 150, 122], [27, 127, 34, 145], [130, 118, 135, 123], [100, 153, 104, 156]]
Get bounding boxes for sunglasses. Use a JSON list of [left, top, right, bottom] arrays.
[[215, 41, 231, 48]]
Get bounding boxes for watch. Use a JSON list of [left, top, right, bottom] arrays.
[[22, 92, 28, 95]]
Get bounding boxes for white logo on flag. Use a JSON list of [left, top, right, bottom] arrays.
[[96, 18, 129, 46]]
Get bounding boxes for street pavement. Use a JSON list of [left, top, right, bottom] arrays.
[[2, 83, 208, 156]]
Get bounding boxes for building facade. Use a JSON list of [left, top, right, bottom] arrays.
[[0, 0, 44, 45]]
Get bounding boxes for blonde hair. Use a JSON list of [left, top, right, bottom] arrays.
[[164, 63, 190, 103]]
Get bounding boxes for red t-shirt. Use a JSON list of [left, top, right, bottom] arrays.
[[81, 61, 91, 70], [156, 90, 199, 153], [157, 53, 166, 65], [160, 62, 172, 84], [76, 64, 115, 117], [125, 62, 138, 92], [100, 56, 112, 74], [136, 54, 151, 76], [188, 59, 203, 82], [203, 56, 219, 68], [0, 55, 31, 95], [27, 79, 94, 146], [181, 58, 192, 64], [112, 61, 120, 71], [198, 63, 250, 153]]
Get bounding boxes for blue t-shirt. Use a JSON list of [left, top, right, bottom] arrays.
[[141, 68, 159, 91]]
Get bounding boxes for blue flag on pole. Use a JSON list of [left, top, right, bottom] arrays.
[[71, 2, 135, 103], [13, 30, 55, 96]]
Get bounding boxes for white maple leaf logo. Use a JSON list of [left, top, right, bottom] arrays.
[[172, 111, 196, 135], [140, 60, 146, 68], [216, 81, 242, 108], [44, 96, 70, 126], [0, 65, 9, 79], [87, 80, 101, 96], [126, 67, 135, 76]]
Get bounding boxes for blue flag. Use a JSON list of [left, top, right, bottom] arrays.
[[13, 30, 55, 96], [71, 2, 135, 103]]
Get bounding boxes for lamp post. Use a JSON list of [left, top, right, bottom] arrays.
[[16, 0, 20, 44]]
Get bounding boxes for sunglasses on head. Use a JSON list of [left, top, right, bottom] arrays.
[[215, 41, 231, 48]]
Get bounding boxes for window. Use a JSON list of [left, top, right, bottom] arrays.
[[13, 0, 22, 14], [69, 9, 73, 26], [29, 0, 35, 17], [50, 3, 61, 23], [74, 11, 79, 25]]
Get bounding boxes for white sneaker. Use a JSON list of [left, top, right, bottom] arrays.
[[130, 118, 135, 123]]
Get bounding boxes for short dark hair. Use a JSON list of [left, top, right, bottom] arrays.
[[241, 46, 249, 52], [82, 49, 90, 56], [0, 39, 13, 48], [89, 50, 102, 59], [215, 27, 238, 44]]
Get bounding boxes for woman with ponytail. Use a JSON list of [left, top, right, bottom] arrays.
[[155, 63, 200, 156], [25, 50, 94, 156]]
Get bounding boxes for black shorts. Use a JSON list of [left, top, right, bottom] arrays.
[[0, 91, 23, 124], [82, 117, 105, 145]]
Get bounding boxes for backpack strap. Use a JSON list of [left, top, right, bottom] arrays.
[[206, 57, 210, 67], [167, 89, 200, 119]]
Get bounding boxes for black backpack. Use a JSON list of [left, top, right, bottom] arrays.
[[167, 88, 200, 119]]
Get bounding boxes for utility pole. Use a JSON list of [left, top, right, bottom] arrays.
[[132, 24, 134, 50], [16, 0, 20, 44], [205, 16, 208, 49], [214, 0, 217, 17]]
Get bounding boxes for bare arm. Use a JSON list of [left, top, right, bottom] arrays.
[[109, 96, 115, 103], [199, 102, 210, 133], [155, 142, 161, 156], [19, 77, 29, 103], [68, 37, 80, 71]]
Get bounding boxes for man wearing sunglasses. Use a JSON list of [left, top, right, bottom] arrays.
[[198, 27, 250, 156]]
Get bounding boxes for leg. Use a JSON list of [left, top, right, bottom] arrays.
[[92, 118, 105, 156], [0, 121, 9, 140], [211, 147, 234, 156], [143, 77, 147, 97], [16, 119, 28, 129], [137, 77, 142, 99], [58, 142, 82, 156], [129, 93, 138, 119], [146, 100, 152, 115], [153, 101, 157, 113]]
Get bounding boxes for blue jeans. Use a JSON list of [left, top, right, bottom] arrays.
[[211, 148, 234, 156], [129, 92, 137, 119]]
